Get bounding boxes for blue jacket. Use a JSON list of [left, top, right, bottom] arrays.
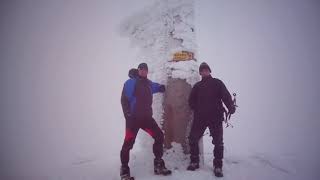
[[121, 77, 163, 120]]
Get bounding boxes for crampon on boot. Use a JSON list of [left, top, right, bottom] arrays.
[[120, 165, 134, 180], [187, 162, 199, 171], [213, 167, 223, 177], [154, 158, 172, 175]]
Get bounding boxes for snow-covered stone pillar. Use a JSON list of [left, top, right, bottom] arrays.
[[120, 0, 202, 159]]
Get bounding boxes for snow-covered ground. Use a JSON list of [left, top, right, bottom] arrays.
[[20, 139, 314, 180]]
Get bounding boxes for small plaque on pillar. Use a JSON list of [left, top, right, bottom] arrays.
[[171, 51, 195, 62]]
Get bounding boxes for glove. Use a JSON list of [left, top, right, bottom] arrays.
[[159, 85, 166, 92], [124, 112, 135, 128], [228, 105, 236, 114], [124, 111, 132, 121]]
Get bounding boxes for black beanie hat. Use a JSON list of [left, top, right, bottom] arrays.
[[199, 62, 211, 73], [138, 63, 148, 70], [128, 68, 138, 78]]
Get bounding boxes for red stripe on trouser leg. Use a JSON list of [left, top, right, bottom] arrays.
[[124, 129, 135, 141], [144, 128, 155, 137]]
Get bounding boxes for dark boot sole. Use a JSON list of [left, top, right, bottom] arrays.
[[121, 176, 135, 180], [187, 165, 199, 171], [154, 170, 172, 175], [215, 174, 223, 178]]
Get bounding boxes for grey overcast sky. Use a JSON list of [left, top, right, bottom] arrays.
[[1, 0, 320, 178]]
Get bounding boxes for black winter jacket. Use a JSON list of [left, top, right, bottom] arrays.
[[189, 75, 233, 121]]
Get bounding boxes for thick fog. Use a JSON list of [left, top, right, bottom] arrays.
[[1, 0, 319, 179]]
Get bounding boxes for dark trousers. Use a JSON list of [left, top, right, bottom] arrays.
[[188, 119, 224, 168], [120, 117, 164, 166]]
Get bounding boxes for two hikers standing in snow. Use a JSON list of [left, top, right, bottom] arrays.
[[120, 62, 235, 179]]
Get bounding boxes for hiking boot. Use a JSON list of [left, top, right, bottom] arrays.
[[187, 162, 199, 171], [154, 158, 172, 175], [214, 167, 223, 177], [120, 165, 134, 180]]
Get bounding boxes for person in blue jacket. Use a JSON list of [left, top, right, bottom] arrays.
[[120, 63, 171, 179]]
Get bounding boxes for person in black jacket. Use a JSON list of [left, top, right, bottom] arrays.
[[187, 62, 235, 177], [120, 63, 171, 180]]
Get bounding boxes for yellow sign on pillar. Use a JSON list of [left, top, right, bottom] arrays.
[[172, 51, 194, 62]]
